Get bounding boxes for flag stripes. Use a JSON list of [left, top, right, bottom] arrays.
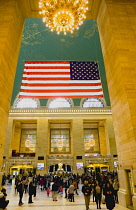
[[19, 61, 104, 99]]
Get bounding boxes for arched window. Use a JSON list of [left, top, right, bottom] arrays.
[[82, 98, 104, 108], [14, 98, 39, 109], [48, 98, 72, 108]]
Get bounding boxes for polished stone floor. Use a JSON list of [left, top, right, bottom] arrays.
[[5, 181, 128, 210]]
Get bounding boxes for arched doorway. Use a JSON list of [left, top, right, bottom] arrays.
[[10, 165, 34, 176], [48, 163, 72, 175], [86, 163, 109, 174]]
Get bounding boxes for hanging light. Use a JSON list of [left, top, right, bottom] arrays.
[[39, 0, 88, 34]]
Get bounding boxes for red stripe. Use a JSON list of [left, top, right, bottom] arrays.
[[21, 83, 102, 87], [20, 61, 103, 99], [24, 66, 70, 69], [19, 95, 103, 99], [25, 61, 70, 64], [20, 89, 103, 93], [24, 72, 70, 75], [22, 77, 70, 81]]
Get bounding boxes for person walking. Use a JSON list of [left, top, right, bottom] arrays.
[[52, 182, 58, 201], [40, 178, 44, 191], [82, 180, 92, 210], [46, 188, 50, 197], [94, 180, 102, 209], [59, 186, 63, 197], [17, 180, 25, 206], [113, 179, 119, 203], [73, 180, 78, 195], [28, 181, 34, 204], [103, 182, 115, 210], [33, 177, 38, 197], [69, 183, 75, 202], [92, 178, 96, 202], [24, 177, 29, 194], [64, 180, 69, 198]]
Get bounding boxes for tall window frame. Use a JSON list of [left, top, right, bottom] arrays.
[[50, 125, 71, 154], [84, 127, 100, 153], [20, 128, 37, 153]]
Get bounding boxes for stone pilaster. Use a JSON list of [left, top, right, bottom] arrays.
[[97, 0, 136, 208], [36, 118, 49, 175], [72, 118, 85, 174], [0, 0, 25, 171], [99, 124, 108, 156]]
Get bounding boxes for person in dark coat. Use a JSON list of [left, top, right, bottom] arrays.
[[28, 182, 34, 203], [0, 192, 9, 210], [33, 177, 38, 197], [92, 178, 96, 202], [82, 180, 92, 210], [52, 182, 58, 201], [63, 180, 69, 198], [17, 180, 25, 206], [94, 180, 102, 209], [103, 182, 115, 210]]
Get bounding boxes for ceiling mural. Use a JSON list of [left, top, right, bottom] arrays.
[[11, 19, 110, 107]]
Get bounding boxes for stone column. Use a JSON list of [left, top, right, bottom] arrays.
[[99, 123, 108, 156], [72, 118, 85, 174], [3, 118, 15, 175], [97, 0, 136, 208], [0, 0, 25, 172], [36, 118, 48, 175], [11, 121, 21, 154]]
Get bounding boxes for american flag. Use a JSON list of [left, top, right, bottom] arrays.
[[19, 61, 104, 98]]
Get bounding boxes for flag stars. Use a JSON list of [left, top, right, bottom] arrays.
[[70, 61, 100, 80]]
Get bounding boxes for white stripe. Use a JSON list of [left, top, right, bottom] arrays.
[[25, 64, 70, 67], [24, 69, 70, 72], [19, 92, 103, 96], [21, 86, 102, 90], [23, 74, 70, 78], [22, 80, 101, 84]]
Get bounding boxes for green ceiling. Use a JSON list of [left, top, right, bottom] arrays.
[[11, 19, 110, 107]]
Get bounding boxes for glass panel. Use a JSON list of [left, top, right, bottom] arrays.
[[14, 98, 39, 109], [84, 128, 99, 153], [82, 98, 104, 108], [49, 98, 72, 108], [50, 129, 70, 154], [20, 129, 36, 153]]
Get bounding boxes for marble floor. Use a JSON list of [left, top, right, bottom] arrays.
[[4, 182, 128, 210]]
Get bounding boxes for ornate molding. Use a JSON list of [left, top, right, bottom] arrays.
[[9, 107, 112, 116]]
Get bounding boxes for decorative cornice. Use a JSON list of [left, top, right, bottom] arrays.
[[9, 107, 112, 116]]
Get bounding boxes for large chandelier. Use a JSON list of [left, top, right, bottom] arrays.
[[39, 0, 88, 34]]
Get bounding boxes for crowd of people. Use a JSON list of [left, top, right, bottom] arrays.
[[0, 171, 119, 210]]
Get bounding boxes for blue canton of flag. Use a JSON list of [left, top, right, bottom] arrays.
[[70, 62, 100, 80]]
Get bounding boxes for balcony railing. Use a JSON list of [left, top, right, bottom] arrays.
[[47, 155, 73, 160], [11, 153, 35, 158]]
